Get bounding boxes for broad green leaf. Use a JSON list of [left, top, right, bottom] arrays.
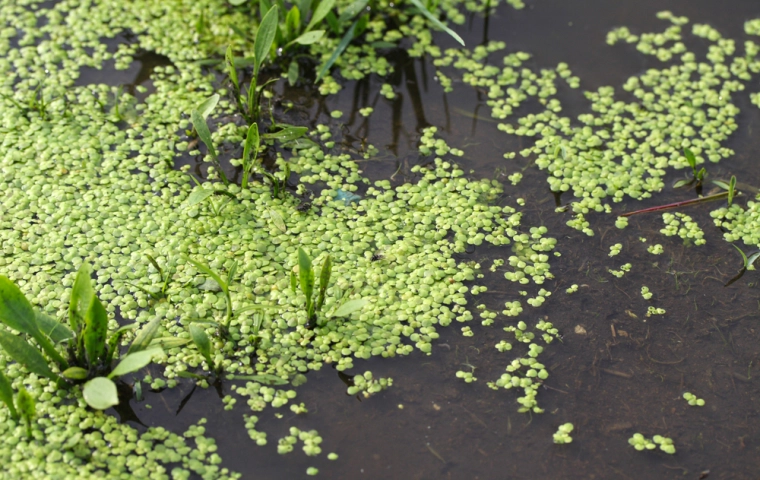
[[82, 377, 119, 410], [69, 263, 93, 333], [186, 188, 215, 208], [254, 6, 279, 76], [287, 59, 299, 86], [35, 312, 74, 344], [285, 6, 301, 39], [306, 0, 335, 32], [127, 317, 162, 354], [269, 209, 287, 233], [189, 324, 212, 364], [262, 125, 308, 142], [109, 349, 159, 379], [83, 297, 108, 366], [0, 370, 18, 418], [62, 366, 89, 380], [683, 148, 697, 171], [291, 29, 324, 45], [0, 330, 58, 381], [338, 0, 368, 22], [316, 20, 357, 83], [149, 336, 191, 349], [0, 276, 39, 335], [696, 167, 706, 181], [190, 110, 217, 160], [185, 257, 228, 295], [332, 298, 369, 317], [197, 94, 220, 120], [407, 0, 464, 46], [297, 248, 314, 300]]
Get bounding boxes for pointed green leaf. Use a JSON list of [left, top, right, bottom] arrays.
[[0, 330, 58, 381], [269, 209, 287, 232], [673, 179, 692, 189], [254, 6, 279, 76], [127, 317, 162, 354], [297, 248, 314, 300], [285, 6, 301, 38], [185, 257, 228, 295], [82, 377, 119, 410], [35, 312, 74, 344], [62, 366, 89, 380], [0, 370, 18, 419], [291, 29, 324, 45], [0, 276, 39, 335], [225, 45, 239, 92], [227, 261, 239, 287], [339, 0, 368, 22], [728, 175, 737, 207], [306, 0, 335, 32], [109, 349, 159, 379], [191, 110, 217, 161], [197, 94, 220, 120], [407, 0, 464, 46], [189, 324, 212, 365], [69, 263, 93, 333], [332, 298, 369, 317], [83, 297, 108, 366], [683, 147, 697, 171]]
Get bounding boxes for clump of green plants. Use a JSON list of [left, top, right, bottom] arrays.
[[674, 148, 707, 194], [683, 392, 705, 406], [628, 433, 656, 451], [0, 264, 163, 410], [346, 371, 393, 397], [724, 244, 760, 286], [553, 423, 574, 444]]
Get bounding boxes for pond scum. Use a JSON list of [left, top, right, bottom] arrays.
[[0, 0, 759, 477]]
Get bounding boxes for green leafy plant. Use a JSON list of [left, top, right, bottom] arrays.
[[674, 148, 707, 193], [725, 244, 760, 286], [0, 264, 164, 410], [184, 257, 238, 337], [292, 248, 332, 328], [190, 95, 229, 186], [125, 254, 173, 302], [15, 386, 35, 438]]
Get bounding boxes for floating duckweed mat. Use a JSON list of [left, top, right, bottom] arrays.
[[2, 0, 760, 477]]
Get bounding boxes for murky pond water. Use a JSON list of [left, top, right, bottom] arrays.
[[5, 0, 760, 478]]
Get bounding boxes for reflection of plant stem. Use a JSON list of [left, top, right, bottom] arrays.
[[620, 191, 729, 217]]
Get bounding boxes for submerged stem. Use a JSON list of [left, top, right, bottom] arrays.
[[620, 191, 729, 217]]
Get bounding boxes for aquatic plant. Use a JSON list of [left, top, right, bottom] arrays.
[[0, 264, 163, 410], [682, 392, 705, 406], [552, 423, 574, 444], [724, 245, 760, 286], [184, 257, 238, 336], [673, 148, 707, 193]]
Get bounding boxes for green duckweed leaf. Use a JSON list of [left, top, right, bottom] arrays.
[[407, 0, 464, 46], [62, 366, 89, 380], [0, 370, 18, 419], [0, 276, 39, 336], [0, 330, 58, 381], [331, 298, 369, 317], [82, 377, 119, 410], [109, 349, 159, 379], [254, 6, 279, 76], [127, 317, 162, 354], [291, 373, 308, 387]]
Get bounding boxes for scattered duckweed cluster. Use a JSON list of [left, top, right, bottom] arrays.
[[608, 243, 623, 257], [647, 244, 664, 255], [661, 212, 706, 245], [629, 433, 677, 454], [552, 423, 574, 444], [683, 392, 705, 406], [608, 263, 632, 278], [347, 372, 393, 397], [641, 286, 653, 300]]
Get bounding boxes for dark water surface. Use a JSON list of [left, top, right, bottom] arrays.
[[106, 1, 760, 478]]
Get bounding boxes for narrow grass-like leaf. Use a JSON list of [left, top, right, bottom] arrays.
[[316, 255, 332, 312], [683, 147, 697, 174], [35, 312, 74, 344], [190, 110, 218, 161], [109, 349, 159, 379], [262, 125, 308, 142], [291, 29, 324, 45], [408, 0, 464, 46], [61, 366, 88, 380], [225, 45, 239, 92], [0, 370, 18, 419], [332, 298, 369, 317], [242, 122, 260, 189], [83, 297, 108, 366], [189, 324, 213, 367], [197, 94, 220, 120], [306, 0, 335, 32], [185, 258, 228, 294], [673, 179, 692, 189], [316, 20, 356, 83], [290, 270, 297, 293], [148, 337, 191, 349], [0, 276, 39, 335], [297, 248, 314, 301], [0, 330, 58, 381], [16, 387, 34, 436], [227, 261, 239, 287], [338, 0, 368, 23], [728, 175, 737, 206], [127, 317, 162, 354], [254, 6, 279, 76], [82, 377, 119, 410], [747, 251, 760, 270]]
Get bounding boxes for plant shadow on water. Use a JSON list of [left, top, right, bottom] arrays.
[[23, 0, 760, 478]]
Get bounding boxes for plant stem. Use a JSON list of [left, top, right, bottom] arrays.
[[620, 191, 728, 217]]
